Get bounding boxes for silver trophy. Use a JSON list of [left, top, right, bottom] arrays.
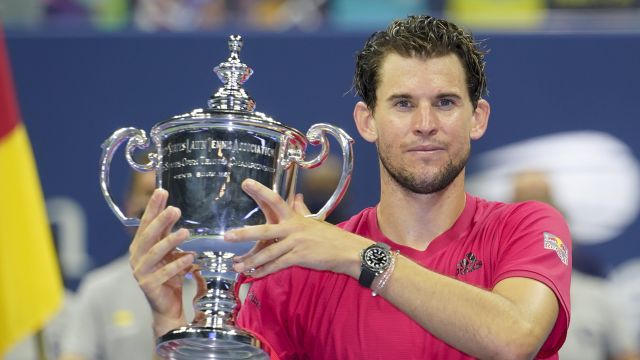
[[99, 35, 353, 359]]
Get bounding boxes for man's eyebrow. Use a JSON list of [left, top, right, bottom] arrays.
[[385, 92, 463, 102], [435, 92, 462, 100], [385, 93, 413, 102]]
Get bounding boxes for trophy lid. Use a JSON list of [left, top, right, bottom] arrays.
[[208, 35, 259, 114], [154, 34, 293, 135]]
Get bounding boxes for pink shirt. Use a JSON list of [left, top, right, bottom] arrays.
[[236, 194, 572, 359]]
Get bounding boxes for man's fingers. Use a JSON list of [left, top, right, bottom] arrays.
[[130, 206, 181, 262], [232, 239, 272, 262], [138, 189, 168, 232], [137, 252, 194, 292], [236, 248, 295, 278], [224, 223, 285, 243], [236, 179, 279, 223], [231, 239, 292, 274], [293, 193, 313, 216], [249, 193, 279, 225], [136, 228, 190, 275], [242, 179, 292, 220], [248, 257, 289, 278]]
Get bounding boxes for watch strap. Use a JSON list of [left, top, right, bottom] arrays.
[[358, 265, 378, 288]]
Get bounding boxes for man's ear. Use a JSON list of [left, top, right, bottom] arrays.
[[353, 101, 378, 143], [470, 99, 490, 140]]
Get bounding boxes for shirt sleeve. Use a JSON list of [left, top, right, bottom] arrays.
[[235, 270, 303, 360], [493, 201, 572, 357]]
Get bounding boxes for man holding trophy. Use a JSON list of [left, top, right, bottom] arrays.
[[126, 15, 571, 359]]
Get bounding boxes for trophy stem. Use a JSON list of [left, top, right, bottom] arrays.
[[156, 250, 268, 360], [193, 252, 238, 328]]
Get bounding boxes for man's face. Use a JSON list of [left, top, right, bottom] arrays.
[[368, 52, 486, 194]]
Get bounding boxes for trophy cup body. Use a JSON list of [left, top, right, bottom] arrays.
[[99, 36, 354, 359]]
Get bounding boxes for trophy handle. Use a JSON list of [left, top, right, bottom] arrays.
[[100, 127, 158, 227], [296, 123, 354, 220]]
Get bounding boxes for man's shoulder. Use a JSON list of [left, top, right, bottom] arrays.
[[472, 195, 563, 222], [337, 206, 376, 232]]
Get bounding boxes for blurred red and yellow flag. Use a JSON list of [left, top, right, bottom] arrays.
[[0, 27, 63, 356]]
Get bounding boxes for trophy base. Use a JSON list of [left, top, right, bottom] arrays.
[[157, 326, 268, 360]]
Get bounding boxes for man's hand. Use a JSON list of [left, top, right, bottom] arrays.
[[225, 179, 372, 279], [128, 189, 194, 337]]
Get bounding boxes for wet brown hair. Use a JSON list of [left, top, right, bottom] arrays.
[[353, 15, 488, 110]]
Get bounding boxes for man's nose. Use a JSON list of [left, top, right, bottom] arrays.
[[412, 104, 438, 136]]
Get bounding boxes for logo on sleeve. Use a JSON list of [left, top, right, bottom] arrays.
[[543, 232, 568, 266]]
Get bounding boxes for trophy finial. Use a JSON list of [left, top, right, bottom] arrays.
[[228, 35, 242, 60], [209, 34, 255, 112]]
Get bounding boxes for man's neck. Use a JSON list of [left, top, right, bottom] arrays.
[[376, 174, 467, 251]]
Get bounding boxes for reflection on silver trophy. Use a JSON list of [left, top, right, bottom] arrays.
[[99, 35, 354, 359]]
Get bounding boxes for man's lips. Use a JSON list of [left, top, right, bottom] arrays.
[[407, 144, 445, 152]]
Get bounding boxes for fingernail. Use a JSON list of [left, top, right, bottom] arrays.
[[154, 188, 167, 200], [233, 262, 244, 273], [243, 178, 257, 189]]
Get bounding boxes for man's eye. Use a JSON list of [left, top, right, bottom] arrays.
[[394, 100, 413, 109], [436, 98, 455, 108]]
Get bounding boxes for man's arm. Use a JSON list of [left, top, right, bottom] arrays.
[[234, 229, 558, 359], [227, 179, 561, 360], [377, 258, 558, 359]]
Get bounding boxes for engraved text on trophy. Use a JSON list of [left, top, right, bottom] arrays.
[[161, 129, 278, 237]]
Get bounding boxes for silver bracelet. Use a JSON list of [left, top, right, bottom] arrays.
[[372, 250, 400, 296]]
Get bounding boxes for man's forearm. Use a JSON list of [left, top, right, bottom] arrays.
[[375, 256, 558, 360]]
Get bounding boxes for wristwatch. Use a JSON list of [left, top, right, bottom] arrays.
[[358, 242, 392, 288]]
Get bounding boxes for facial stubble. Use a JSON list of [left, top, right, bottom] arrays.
[[377, 142, 469, 195]]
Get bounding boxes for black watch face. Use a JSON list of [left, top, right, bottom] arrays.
[[365, 247, 390, 270]]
